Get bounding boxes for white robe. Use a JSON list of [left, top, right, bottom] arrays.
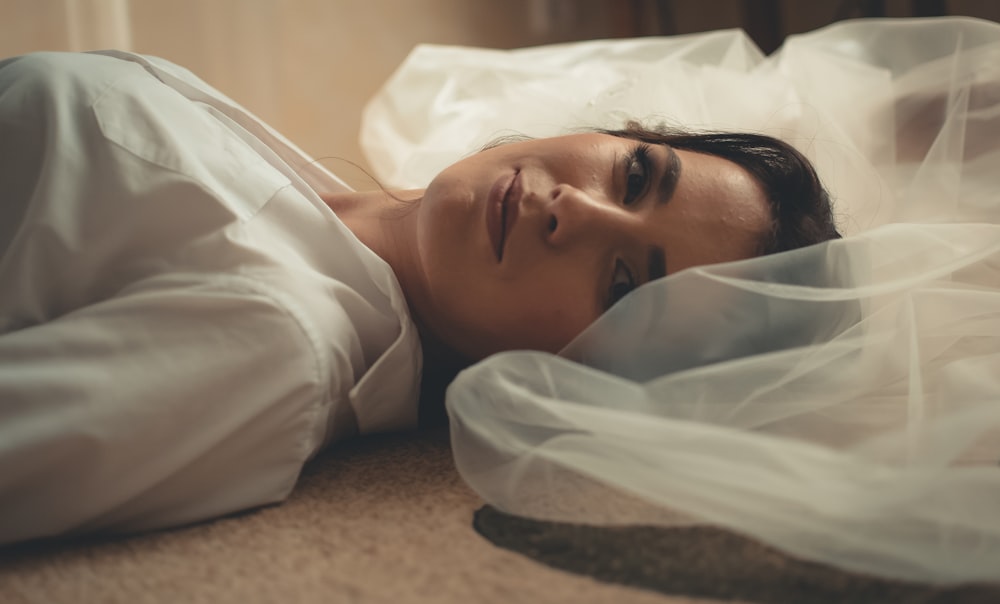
[[0, 51, 421, 544]]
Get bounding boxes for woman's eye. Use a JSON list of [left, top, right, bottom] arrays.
[[607, 259, 636, 309], [623, 144, 651, 206]]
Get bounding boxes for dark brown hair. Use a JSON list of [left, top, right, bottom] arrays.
[[600, 122, 841, 255]]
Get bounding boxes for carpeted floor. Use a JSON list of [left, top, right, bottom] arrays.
[[2, 428, 997, 604], [0, 429, 684, 604]]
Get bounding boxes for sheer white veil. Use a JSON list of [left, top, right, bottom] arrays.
[[362, 18, 1000, 583]]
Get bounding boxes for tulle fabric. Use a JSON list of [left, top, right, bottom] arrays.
[[361, 18, 1000, 583]]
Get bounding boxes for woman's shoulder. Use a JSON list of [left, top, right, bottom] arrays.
[[0, 51, 151, 106], [209, 265, 422, 437]]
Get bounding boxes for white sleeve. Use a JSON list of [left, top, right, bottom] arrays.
[[0, 276, 328, 545]]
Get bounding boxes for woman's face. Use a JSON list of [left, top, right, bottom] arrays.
[[403, 133, 771, 360]]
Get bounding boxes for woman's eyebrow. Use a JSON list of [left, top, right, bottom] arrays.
[[644, 146, 679, 282], [658, 145, 682, 205]]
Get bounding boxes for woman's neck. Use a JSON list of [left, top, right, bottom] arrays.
[[321, 188, 469, 422], [322, 186, 433, 319], [321, 188, 421, 254]]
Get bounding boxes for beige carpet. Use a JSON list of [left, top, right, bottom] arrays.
[[0, 429, 698, 604], [6, 428, 995, 604]]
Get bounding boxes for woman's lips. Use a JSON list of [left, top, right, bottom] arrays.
[[486, 169, 521, 262]]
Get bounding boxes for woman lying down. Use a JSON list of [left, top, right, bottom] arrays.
[[0, 49, 838, 545], [7, 18, 1000, 584]]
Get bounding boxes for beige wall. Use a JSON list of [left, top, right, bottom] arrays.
[[3, 0, 998, 188], [0, 0, 616, 188]]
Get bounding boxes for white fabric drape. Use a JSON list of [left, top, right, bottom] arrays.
[[362, 18, 1000, 583]]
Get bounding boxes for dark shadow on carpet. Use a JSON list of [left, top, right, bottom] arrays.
[[473, 505, 1000, 604]]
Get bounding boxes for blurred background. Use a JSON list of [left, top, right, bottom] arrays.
[[3, 0, 999, 188]]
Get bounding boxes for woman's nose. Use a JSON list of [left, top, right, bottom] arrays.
[[544, 183, 616, 247]]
